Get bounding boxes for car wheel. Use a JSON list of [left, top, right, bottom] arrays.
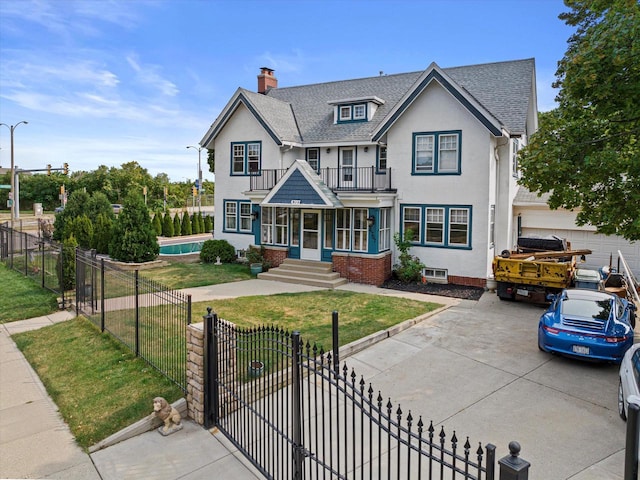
[[619, 379, 627, 421]]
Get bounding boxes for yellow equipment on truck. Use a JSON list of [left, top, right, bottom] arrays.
[[492, 237, 592, 304]]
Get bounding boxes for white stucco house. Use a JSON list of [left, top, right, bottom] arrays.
[[200, 60, 538, 286]]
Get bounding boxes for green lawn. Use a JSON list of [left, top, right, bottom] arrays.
[[4, 258, 443, 451], [0, 263, 59, 322]]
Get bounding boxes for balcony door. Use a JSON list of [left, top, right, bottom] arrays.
[[339, 148, 354, 188], [300, 210, 321, 261]]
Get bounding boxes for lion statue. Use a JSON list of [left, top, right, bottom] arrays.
[[153, 397, 183, 435]]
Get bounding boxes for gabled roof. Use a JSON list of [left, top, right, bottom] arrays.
[[262, 160, 342, 208], [201, 58, 536, 147], [201, 88, 302, 147]]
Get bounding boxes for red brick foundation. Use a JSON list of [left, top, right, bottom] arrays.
[[263, 246, 287, 268], [332, 252, 392, 286]]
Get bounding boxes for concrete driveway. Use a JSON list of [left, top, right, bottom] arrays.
[[346, 292, 627, 480]]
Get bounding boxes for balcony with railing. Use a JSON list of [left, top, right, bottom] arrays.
[[250, 166, 394, 193]]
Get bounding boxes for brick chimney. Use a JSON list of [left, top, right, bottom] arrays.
[[257, 67, 277, 94]]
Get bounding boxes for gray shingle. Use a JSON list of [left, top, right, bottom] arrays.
[[261, 58, 535, 143]]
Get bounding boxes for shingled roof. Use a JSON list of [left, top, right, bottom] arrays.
[[201, 58, 535, 147]]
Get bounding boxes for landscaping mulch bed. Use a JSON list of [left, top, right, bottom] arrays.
[[380, 278, 485, 301]]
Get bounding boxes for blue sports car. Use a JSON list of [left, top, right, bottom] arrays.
[[538, 289, 636, 364]]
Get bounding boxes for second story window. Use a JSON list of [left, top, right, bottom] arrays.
[[231, 141, 261, 176], [338, 104, 367, 123], [412, 131, 461, 175], [306, 148, 320, 172], [377, 145, 387, 171]]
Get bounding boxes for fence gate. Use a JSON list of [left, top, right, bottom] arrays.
[[204, 311, 496, 480]]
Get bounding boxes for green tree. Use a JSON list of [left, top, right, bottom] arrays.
[[92, 213, 113, 254], [162, 212, 174, 237], [58, 234, 78, 290], [53, 190, 90, 241], [152, 213, 162, 236], [181, 210, 192, 236], [86, 191, 115, 221], [108, 192, 159, 263], [518, 0, 640, 240], [173, 213, 181, 236], [204, 214, 213, 233], [67, 215, 94, 249]]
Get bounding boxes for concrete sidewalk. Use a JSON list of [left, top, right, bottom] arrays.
[[1, 279, 456, 480]]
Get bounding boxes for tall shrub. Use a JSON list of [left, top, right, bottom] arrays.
[[204, 215, 213, 233], [191, 213, 201, 234], [392, 230, 425, 282], [173, 213, 181, 236], [163, 212, 174, 237], [181, 211, 192, 236], [108, 192, 159, 263], [152, 214, 162, 236], [67, 214, 94, 249], [91, 212, 113, 254], [58, 234, 78, 290]]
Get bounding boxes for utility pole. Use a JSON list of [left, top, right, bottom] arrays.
[[0, 121, 28, 228]]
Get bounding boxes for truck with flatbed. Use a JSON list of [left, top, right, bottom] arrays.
[[492, 236, 593, 304]]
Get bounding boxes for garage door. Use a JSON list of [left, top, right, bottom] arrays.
[[521, 228, 640, 277]]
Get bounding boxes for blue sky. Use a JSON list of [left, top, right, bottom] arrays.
[[0, 0, 574, 182]]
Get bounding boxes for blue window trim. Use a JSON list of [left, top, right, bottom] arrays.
[[306, 147, 321, 172], [400, 203, 472, 249], [223, 199, 253, 234], [337, 103, 368, 124], [376, 145, 387, 174], [411, 130, 462, 176], [230, 141, 262, 176]]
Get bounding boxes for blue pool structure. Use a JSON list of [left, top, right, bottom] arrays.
[[159, 241, 204, 255]]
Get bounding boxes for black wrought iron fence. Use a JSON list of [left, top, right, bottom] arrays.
[[204, 311, 525, 480], [0, 222, 66, 307], [76, 249, 191, 392]]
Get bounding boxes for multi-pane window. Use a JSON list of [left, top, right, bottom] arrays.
[[224, 200, 253, 233], [377, 146, 387, 171], [336, 209, 351, 250], [438, 134, 459, 172], [353, 208, 368, 252], [261, 207, 289, 245], [425, 208, 444, 244], [401, 204, 472, 248], [232, 145, 245, 174], [248, 144, 260, 173], [512, 138, 520, 178], [379, 208, 391, 251], [415, 135, 434, 172], [261, 207, 273, 244], [339, 106, 352, 121], [448, 208, 469, 245], [402, 207, 421, 242], [307, 148, 320, 171], [225, 202, 237, 230], [413, 131, 461, 174], [240, 203, 252, 231], [275, 207, 288, 245], [231, 141, 261, 175], [338, 104, 367, 123], [353, 104, 366, 120]]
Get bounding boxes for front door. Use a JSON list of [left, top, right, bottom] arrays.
[[300, 210, 321, 261]]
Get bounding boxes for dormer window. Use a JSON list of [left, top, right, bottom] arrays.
[[329, 96, 385, 124], [338, 103, 367, 123]]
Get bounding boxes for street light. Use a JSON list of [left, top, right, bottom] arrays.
[[0, 121, 28, 228], [186, 145, 203, 210]]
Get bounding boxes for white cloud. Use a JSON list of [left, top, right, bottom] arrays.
[[126, 54, 179, 97]]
